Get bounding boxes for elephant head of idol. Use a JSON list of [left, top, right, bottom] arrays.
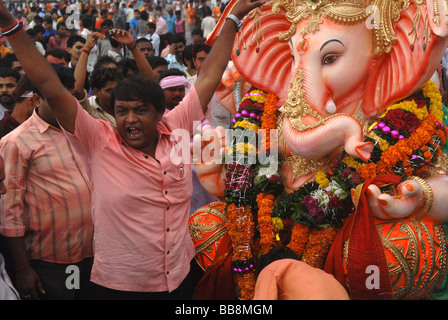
[[208, 0, 448, 187]]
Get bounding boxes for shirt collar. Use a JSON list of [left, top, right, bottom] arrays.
[[32, 108, 59, 133]]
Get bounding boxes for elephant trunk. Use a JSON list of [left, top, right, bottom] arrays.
[[282, 114, 374, 161]]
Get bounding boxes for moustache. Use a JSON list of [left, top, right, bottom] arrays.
[[0, 93, 13, 99]]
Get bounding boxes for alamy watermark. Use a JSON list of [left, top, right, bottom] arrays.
[[65, 265, 80, 290], [65, 4, 81, 30]]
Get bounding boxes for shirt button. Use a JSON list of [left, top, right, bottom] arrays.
[[165, 191, 168, 195], [164, 171, 167, 175], [167, 251, 170, 254], [167, 206, 170, 210], [167, 271, 170, 275], [167, 228, 170, 232], [144, 155, 148, 159]]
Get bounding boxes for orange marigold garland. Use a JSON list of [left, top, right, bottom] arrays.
[[256, 193, 276, 254], [255, 93, 281, 255], [301, 226, 338, 269], [260, 93, 279, 152], [225, 90, 267, 300], [226, 203, 256, 300], [287, 223, 311, 259]]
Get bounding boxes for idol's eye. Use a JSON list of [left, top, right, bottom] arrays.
[[323, 55, 339, 65]]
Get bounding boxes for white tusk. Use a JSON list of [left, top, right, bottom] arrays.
[[325, 99, 337, 114]]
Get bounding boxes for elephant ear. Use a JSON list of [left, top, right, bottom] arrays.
[[362, 1, 448, 117], [206, 0, 292, 103]]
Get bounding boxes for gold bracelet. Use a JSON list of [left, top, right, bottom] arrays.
[[408, 176, 433, 220]]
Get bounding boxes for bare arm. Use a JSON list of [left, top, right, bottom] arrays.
[[74, 31, 104, 99], [6, 237, 45, 300], [110, 29, 159, 80], [194, 0, 264, 113], [0, 3, 77, 133]]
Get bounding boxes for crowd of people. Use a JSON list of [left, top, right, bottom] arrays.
[[0, 0, 248, 300]]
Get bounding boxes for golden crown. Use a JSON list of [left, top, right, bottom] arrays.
[[268, 0, 440, 56]]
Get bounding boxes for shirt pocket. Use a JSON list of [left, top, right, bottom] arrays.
[[168, 162, 193, 203]]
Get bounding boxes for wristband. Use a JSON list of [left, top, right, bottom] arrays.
[[128, 42, 137, 50], [15, 263, 30, 271], [226, 14, 243, 32], [6, 27, 23, 40], [1, 19, 18, 32], [81, 48, 91, 55], [1, 21, 23, 38]]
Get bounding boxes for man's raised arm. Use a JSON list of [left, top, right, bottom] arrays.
[[194, 0, 264, 113], [0, 1, 77, 133]]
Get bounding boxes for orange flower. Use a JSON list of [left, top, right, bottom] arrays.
[[357, 112, 441, 179], [256, 193, 276, 254], [226, 202, 256, 300], [301, 226, 338, 269], [260, 93, 279, 152], [287, 223, 311, 259]]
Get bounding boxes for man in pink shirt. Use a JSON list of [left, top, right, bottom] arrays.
[[0, 0, 264, 299]]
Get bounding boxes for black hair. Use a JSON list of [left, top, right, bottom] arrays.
[[256, 246, 300, 276], [110, 74, 165, 113], [147, 22, 156, 30], [159, 68, 187, 82], [90, 67, 122, 90], [33, 15, 43, 23], [50, 63, 75, 89], [139, 10, 149, 21], [56, 21, 67, 30], [43, 17, 53, 24], [191, 28, 203, 38], [93, 55, 119, 70], [81, 15, 94, 30], [33, 24, 45, 34], [101, 19, 114, 29], [117, 58, 138, 79], [147, 56, 168, 69], [67, 35, 86, 48], [170, 34, 186, 45], [0, 67, 21, 83], [136, 37, 152, 45], [192, 40, 211, 59], [0, 53, 18, 69], [183, 44, 194, 69], [26, 28, 37, 38]]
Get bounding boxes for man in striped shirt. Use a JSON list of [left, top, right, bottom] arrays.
[[0, 64, 94, 300], [0, 155, 19, 300]]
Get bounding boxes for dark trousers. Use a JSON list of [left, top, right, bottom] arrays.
[[30, 257, 94, 300], [89, 260, 203, 300]]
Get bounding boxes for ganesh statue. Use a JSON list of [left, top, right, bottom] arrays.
[[188, 0, 448, 300]]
